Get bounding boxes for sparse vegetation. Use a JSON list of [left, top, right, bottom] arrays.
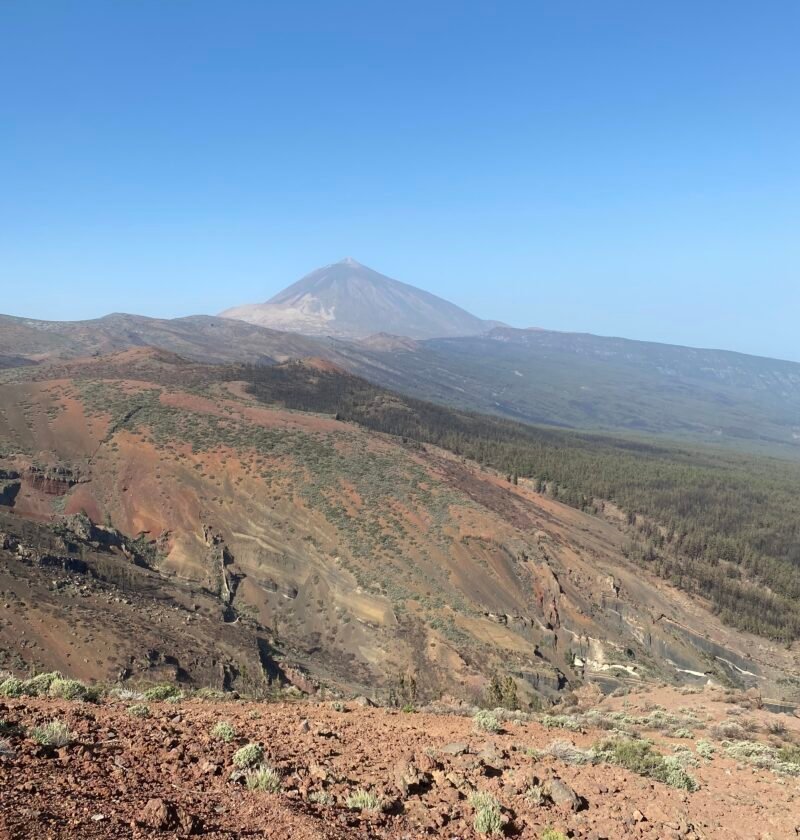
[[0, 677, 24, 698], [245, 764, 282, 792], [540, 830, 568, 840], [211, 720, 236, 742], [474, 710, 501, 733], [524, 782, 545, 805], [127, 703, 150, 718], [592, 738, 699, 790], [48, 678, 98, 702], [345, 788, 383, 812], [724, 740, 800, 776], [244, 362, 800, 641], [233, 743, 264, 768], [30, 720, 74, 747], [20, 672, 61, 697], [143, 683, 183, 702], [470, 791, 504, 835]]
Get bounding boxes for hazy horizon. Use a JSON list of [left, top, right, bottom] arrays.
[[2, 1, 798, 361]]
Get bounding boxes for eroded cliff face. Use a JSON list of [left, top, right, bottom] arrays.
[[0, 353, 797, 702]]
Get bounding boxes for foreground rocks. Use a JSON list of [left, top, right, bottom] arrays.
[[0, 686, 798, 838]]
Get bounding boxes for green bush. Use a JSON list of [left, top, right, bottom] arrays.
[[142, 683, 183, 702], [21, 672, 61, 697], [48, 678, 99, 702], [127, 704, 151, 718], [0, 677, 24, 698], [233, 743, 264, 768], [470, 792, 503, 835], [474, 710, 500, 733], [541, 830, 568, 840], [211, 721, 236, 742], [0, 677, 25, 697], [593, 738, 698, 791]]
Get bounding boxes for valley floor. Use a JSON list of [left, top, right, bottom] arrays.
[[1, 685, 798, 839]]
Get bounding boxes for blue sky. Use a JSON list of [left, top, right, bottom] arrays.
[[1, 1, 798, 361]]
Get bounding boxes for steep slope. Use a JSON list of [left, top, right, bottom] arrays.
[[220, 258, 496, 339], [0, 351, 797, 703]]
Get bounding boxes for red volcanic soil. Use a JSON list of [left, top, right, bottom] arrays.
[[1, 686, 798, 839]]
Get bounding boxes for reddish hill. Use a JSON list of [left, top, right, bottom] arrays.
[[1, 352, 797, 704]]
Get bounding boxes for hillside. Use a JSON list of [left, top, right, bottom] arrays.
[[0, 313, 329, 365], [3, 303, 800, 452], [1, 350, 798, 704], [220, 258, 497, 339], [333, 327, 800, 452]]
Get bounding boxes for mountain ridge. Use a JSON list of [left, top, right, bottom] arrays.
[[220, 257, 500, 339]]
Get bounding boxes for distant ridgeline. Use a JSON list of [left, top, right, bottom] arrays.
[[242, 361, 800, 641]]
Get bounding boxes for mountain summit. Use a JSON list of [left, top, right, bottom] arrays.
[[220, 258, 496, 339]]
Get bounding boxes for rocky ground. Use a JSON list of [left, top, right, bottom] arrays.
[[1, 684, 798, 839]]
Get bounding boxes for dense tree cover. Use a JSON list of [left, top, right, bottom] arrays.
[[243, 362, 800, 641]]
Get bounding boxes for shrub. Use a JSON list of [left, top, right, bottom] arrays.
[[0, 677, 24, 698], [541, 830, 568, 840], [766, 719, 788, 738], [127, 704, 150, 718], [593, 738, 698, 791], [48, 678, 98, 702], [671, 728, 694, 739], [345, 788, 383, 812], [474, 710, 500, 733], [233, 743, 264, 768], [662, 756, 700, 789], [540, 714, 582, 732], [696, 740, 715, 759], [143, 684, 183, 702], [30, 720, 74, 747], [245, 764, 281, 792], [525, 782, 545, 805], [470, 791, 503, 835], [725, 740, 800, 776], [710, 720, 746, 740], [21, 672, 61, 697], [308, 790, 334, 805], [211, 721, 236, 742], [777, 744, 800, 765]]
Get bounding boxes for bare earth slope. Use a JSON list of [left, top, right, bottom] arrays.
[[1, 684, 799, 839], [0, 351, 797, 703]]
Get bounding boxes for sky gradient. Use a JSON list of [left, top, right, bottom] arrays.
[[1, 1, 799, 361]]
